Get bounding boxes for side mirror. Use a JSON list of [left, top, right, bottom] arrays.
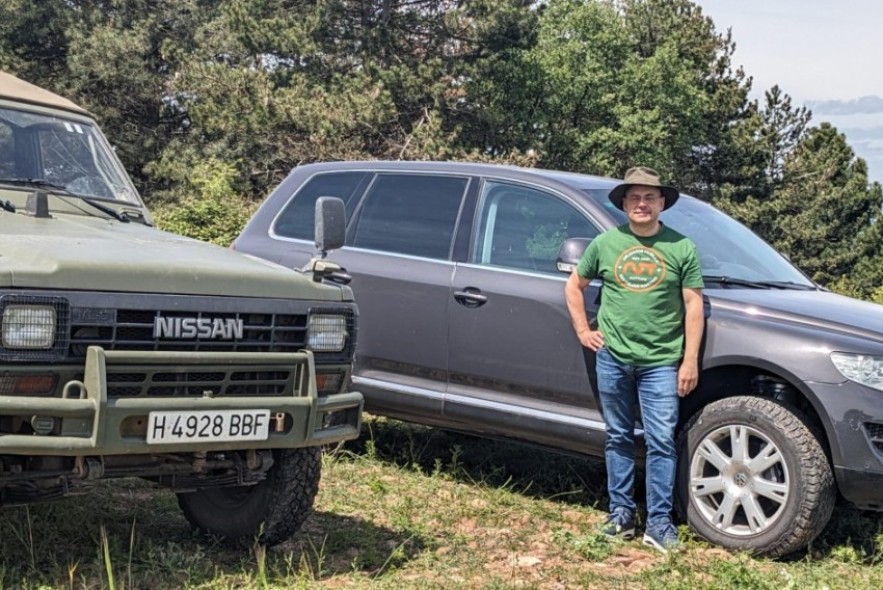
[[305, 196, 351, 284], [555, 237, 592, 274], [314, 196, 346, 257]]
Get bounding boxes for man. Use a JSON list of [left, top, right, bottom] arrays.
[[564, 166, 704, 553]]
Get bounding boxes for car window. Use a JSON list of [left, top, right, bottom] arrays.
[[274, 171, 369, 240], [0, 122, 14, 178], [472, 181, 600, 274], [351, 173, 467, 259], [582, 188, 815, 285]]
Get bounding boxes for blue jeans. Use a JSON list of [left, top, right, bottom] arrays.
[[596, 348, 679, 526]]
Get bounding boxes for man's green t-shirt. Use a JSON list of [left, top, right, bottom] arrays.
[[576, 224, 703, 366]]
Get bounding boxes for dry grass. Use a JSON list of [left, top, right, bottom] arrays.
[[1, 415, 882, 589]]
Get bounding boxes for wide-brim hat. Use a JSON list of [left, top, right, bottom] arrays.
[[609, 166, 680, 211]]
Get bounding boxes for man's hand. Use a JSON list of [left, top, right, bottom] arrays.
[[566, 271, 604, 350], [678, 358, 699, 397], [577, 328, 605, 351]]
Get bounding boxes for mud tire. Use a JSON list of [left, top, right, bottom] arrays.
[[177, 447, 321, 546], [677, 396, 835, 557]]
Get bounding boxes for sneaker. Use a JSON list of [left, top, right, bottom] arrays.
[[601, 508, 635, 539], [642, 521, 680, 553]]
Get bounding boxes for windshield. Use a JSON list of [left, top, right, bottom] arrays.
[[583, 189, 815, 287], [0, 105, 141, 205]]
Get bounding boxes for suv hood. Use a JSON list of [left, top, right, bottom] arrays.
[[0, 212, 347, 301], [709, 288, 883, 346]]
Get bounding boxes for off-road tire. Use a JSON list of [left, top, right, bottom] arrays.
[[177, 447, 321, 546], [676, 396, 835, 557]]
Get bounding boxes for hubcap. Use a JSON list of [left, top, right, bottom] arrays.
[[689, 424, 790, 536]]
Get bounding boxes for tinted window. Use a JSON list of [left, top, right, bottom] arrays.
[[473, 181, 600, 274], [352, 174, 467, 259], [274, 172, 368, 239]]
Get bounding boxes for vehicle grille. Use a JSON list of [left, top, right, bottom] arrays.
[[69, 309, 308, 357], [106, 368, 298, 399], [865, 422, 883, 454], [76, 367, 304, 399], [3, 292, 355, 401]]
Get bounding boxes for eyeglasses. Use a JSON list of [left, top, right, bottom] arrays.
[[624, 195, 663, 204]]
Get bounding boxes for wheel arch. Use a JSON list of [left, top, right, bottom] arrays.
[[685, 359, 838, 464]]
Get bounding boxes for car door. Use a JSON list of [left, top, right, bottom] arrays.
[[342, 172, 472, 423], [446, 179, 607, 454]]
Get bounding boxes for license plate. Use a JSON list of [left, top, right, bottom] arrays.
[[147, 409, 271, 444]]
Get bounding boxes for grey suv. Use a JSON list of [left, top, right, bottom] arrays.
[[235, 160, 883, 556]]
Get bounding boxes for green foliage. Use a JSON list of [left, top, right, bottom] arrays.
[[0, 0, 73, 81], [3, 0, 882, 302], [675, 552, 780, 590], [829, 545, 862, 564], [465, 0, 757, 195], [623, 1, 762, 202], [151, 159, 256, 246], [770, 125, 881, 290], [758, 85, 812, 186], [55, 1, 205, 195], [552, 528, 616, 561]]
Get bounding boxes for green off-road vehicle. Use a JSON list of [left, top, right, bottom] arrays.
[[0, 71, 362, 545]]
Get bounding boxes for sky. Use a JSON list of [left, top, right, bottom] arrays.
[[693, 0, 883, 184]]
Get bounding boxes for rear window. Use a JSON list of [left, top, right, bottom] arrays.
[[274, 171, 369, 239], [351, 174, 468, 260]]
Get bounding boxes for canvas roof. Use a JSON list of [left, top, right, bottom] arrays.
[[0, 71, 90, 116]]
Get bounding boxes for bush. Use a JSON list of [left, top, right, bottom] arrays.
[[152, 159, 256, 247]]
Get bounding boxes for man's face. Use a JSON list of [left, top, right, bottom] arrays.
[[623, 185, 664, 225]]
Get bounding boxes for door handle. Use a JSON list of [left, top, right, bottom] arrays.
[[454, 288, 488, 308]]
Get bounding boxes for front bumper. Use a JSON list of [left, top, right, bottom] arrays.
[[835, 467, 883, 511], [0, 346, 363, 455], [811, 380, 883, 510]]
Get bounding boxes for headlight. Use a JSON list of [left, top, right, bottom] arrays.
[[2, 305, 56, 349], [831, 352, 883, 392], [307, 314, 347, 352]]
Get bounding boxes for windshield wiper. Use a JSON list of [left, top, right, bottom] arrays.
[[703, 275, 769, 288], [0, 177, 129, 223], [74, 194, 130, 223], [703, 275, 816, 290], [751, 280, 818, 291], [0, 177, 69, 191]]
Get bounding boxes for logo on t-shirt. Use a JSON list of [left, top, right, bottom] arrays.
[[614, 246, 667, 291]]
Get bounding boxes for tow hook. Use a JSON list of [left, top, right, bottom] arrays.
[[73, 456, 104, 480]]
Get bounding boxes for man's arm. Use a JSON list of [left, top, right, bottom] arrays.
[[565, 271, 605, 351], [678, 287, 704, 397]]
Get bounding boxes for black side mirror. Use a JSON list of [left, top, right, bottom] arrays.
[[556, 237, 593, 274], [305, 196, 351, 284], [314, 196, 346, 257]]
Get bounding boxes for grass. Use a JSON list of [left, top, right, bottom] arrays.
[[2, 414, 883, 588]]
